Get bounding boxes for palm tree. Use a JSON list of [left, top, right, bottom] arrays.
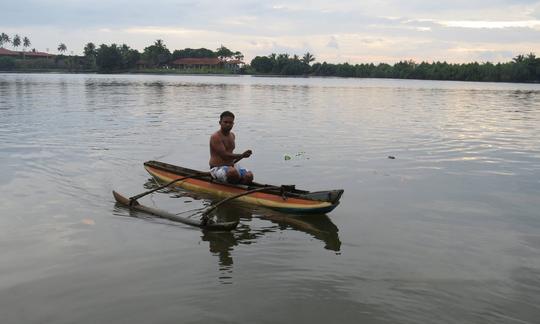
[[58, 43, 67, 54], [513, 54, 525, 63], [154, 39, 166, 49], [23, 37, 31, 50], [12, 35, 21, 51], [233, 51, 244, 61], [83, 42, 96, 57], [216, 45, 233, 60], [0, 33, 10, 48], [302, 52, 315, 65]]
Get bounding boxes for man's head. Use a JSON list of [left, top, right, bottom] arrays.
[[219, 111, 235, 133]]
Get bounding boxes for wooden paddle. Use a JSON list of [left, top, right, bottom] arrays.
[[128, 155, 247, 205], [128, 173, 210, 204], [199, 185, 295, 225]]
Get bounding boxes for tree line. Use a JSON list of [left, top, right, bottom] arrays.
[[0, 34, 243, 72], [0, 33, 31, 51], [84, 40, 243, 72], [2, 31, 539, 82], [250, 52, 540, 83], [0, 32, 69, 54]]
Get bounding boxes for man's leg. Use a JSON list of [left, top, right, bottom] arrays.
[[240, 170, 253, 184], [226, 167, 241, 183]]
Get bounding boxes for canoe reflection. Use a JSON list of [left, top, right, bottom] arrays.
[[134, 179, 341, 267], [201, 201, 341, 269]]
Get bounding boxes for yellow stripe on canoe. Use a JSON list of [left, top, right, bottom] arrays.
[[145, 166, 333, 211]]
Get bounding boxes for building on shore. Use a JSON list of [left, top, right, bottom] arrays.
[[0, 48, 55, 59], [170, 57, 244, 71]]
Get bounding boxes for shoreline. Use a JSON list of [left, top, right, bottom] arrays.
[[0, 69, 538, 84]]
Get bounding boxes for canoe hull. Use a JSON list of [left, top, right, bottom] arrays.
[[143, 161, 343, 214]]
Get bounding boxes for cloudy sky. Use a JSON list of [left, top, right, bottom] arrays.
[[2, 0, 540, 64]]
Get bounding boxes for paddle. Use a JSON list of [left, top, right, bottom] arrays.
[[200, 185, 295, 225], [128, 173, 210, 204], [128, 155, 247, 205]]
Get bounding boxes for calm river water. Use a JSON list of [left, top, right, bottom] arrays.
[[1, 73, 540, 323]]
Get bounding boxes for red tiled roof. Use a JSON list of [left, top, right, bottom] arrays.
[[171, 57, 221, 65], [0, 48, 19, 56], [0, 48, 55, 57]]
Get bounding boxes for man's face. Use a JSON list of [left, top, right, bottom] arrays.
[[220, 116, 234, 133]]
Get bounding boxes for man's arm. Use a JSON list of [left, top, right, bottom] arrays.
[[210, 134, 251, 160]]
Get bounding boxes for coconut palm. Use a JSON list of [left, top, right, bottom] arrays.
[[513, 54, 525, 63], [233, 51, 244, 61], [23, 37, 31, 50], [58, 43, 67, 54], [83, 42, 96, 57], [154, 39, 166, 49], [12, 35, 21, 51], [302, 52, 315, 65], [0, 33, 10, 48]]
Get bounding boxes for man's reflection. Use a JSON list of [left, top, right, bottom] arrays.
[[201, 201, 341, 271]]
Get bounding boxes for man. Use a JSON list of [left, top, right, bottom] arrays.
[[209, 111, 254, 184]]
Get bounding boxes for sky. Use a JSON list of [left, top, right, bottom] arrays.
[[2, 0, 540, 64]]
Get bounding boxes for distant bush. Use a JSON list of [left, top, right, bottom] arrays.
[[0, 57, 16, 70], [15, 58, 57, 70]]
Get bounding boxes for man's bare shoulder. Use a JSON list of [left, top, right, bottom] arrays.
[[211, 131, 234, 139]]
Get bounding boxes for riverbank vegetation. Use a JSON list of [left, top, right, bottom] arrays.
[[0, 34, 244, 74], [250, 52, 540, 83], [1, 31, 539, 82]]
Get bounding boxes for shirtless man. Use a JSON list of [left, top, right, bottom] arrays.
[[209, 111, 254, 184]]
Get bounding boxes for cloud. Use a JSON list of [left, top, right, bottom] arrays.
[[326, 36, 339, 49], [438, 20, 540, 29], [1, 0, 540, 63]]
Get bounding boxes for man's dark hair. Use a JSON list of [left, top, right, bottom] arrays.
[[220, 111, 235, 121]]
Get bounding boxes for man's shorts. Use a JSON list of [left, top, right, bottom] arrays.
[[210, 165, 249, 183]]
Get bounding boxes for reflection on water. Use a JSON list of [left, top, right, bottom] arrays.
[[118, 179, 341, 278], [1, 73, 540, 324]]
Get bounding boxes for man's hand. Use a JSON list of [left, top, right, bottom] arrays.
[[242, 150, 253, 158]]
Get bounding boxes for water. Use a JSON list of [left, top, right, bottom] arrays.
[[1, 73, 540, 324]]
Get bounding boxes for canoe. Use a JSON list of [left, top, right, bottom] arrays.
[[143, 160, 344, 214], [112, 190, 239, 231]]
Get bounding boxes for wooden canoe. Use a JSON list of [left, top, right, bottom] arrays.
[[143, 160, 344, 214], [113, 190, 239, 231]]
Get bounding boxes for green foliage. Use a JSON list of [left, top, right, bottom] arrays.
[[83, 42, 97, 69], [216, 45, 234, 59], [84, 42, 97, 57], [0, 57, 16, 70], [95, 43, 140, 71], [253, 52, 540, 83], [23, 36, 30, 49], [14, 58, 57, 70], [12, 35, 21, 49], [302, 52, 315, 65], [233, 51, 244, 61], [142, 39, 171, 67], [119, 44, 140, 69], [172, 48, 216, 60], [250, 56, 273, 73], [57, 43, 67, 53], [250, 52, 313, 75], [0, 33, 10, 48], [96, 44, 123, 72]]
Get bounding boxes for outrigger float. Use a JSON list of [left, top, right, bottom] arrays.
[[113, 160, 344, 231]]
